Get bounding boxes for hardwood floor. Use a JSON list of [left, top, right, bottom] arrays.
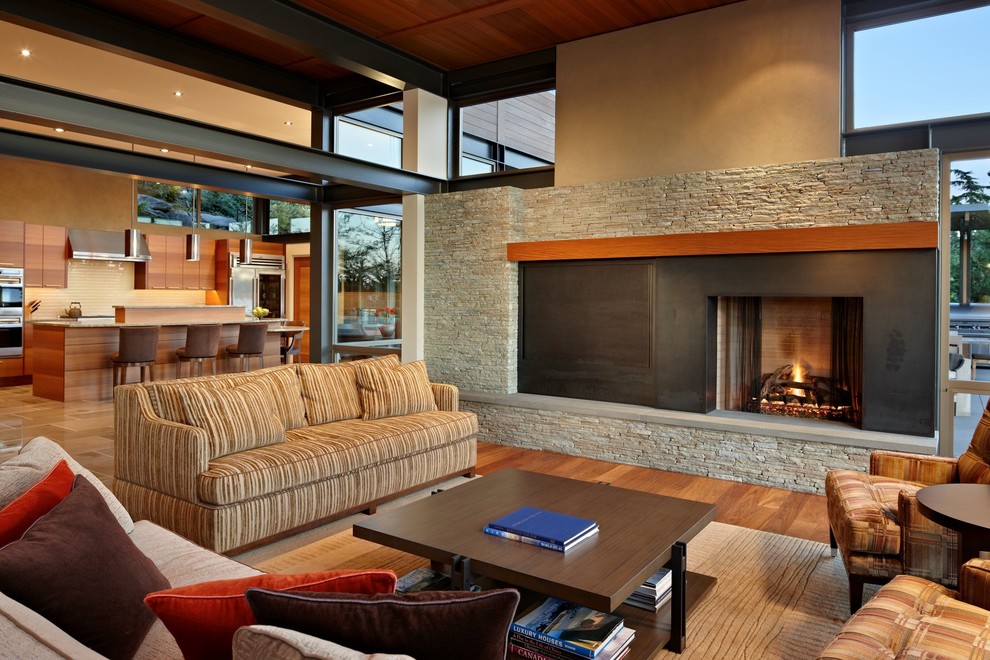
[[0, 383, 829, 544]]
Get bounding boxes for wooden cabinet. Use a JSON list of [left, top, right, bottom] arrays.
[[135, 234, 216, 291], [25, 224, 68, 288], [22, 322, 32, 377], [0, 220, 24, 268]]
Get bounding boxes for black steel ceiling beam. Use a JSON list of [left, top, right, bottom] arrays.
[[321, 77, 404, 114], [166, 0, 446, 95], [0, 128, 319, 202], [448, 49, 556, 105], [0, 0, 319, 108], [324, 184, 400, 208], [0, 76, 442, 196]]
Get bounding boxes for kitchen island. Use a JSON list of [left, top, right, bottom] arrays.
[[31, 318, 281, 402]]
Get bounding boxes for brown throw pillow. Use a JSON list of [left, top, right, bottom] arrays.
[[179, 384, 285, 459], [0, 476, 170, 660], [354, 359, 438, 420], [245, 587, 520, 660]]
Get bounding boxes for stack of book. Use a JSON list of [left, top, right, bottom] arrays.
[[484, 506, 599, 552], [509, 597, 634, 660], [622, 567, 672, 611]]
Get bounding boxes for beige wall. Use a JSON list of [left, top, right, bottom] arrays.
[[555, 0, 841, 186], [0, 157, 133, 229]]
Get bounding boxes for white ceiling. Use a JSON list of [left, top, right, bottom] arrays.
[[0, 19, 313, 178]]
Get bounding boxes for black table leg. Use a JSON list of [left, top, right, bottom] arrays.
[[668, 541, 687, 653]]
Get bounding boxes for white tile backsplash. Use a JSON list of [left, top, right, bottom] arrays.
[[25, 259, 206, 319]]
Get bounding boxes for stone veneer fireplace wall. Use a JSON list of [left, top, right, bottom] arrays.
[[423, 149, 940, 493]]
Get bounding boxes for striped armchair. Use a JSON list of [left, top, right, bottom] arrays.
[[825, 400, 990, 613], [818, 558, 990, 658]]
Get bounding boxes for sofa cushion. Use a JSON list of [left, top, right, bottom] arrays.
[[145, 570, 397, 660], [0, 591, 106, 660], [298, 363, 363, 425], [146, 366, 306, 431], [0, 436, 134, 533], [0, 459, 73, 547], [246, 588, 520, 660], [233, 625, 415, 660], [180, 383, 286, 459], [197, 411, 479, 506], [0, 476, 170, 660], [355, 360, 437, 420]]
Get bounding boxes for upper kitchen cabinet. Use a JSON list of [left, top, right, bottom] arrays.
[[135, 234, 215, 290], [25, 224, 68, 288], [0, 221, 25, 268]]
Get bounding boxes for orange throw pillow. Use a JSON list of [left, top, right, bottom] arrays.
[[0, 459, 74, 547], [144, 569, 397, 660]]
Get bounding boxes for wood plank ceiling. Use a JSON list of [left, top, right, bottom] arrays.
[[79, 0, 744, 81]]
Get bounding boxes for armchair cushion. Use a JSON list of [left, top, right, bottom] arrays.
[[869, 450, 958, 485], [826, 469, 921, 556], [817, 574, 990, 659]]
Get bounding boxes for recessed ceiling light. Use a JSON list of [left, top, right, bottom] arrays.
[[173, 90, 183, 97], [160, 148, 169, 153], [19, 48, 31, 57], [53, 127, 65, 133], [245, 164, 253, 169], [283, 121, 293, 126]]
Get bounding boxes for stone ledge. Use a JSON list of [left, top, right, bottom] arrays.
[[460, 391, 936, 455]]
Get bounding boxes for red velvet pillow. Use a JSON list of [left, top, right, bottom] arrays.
[[144, 569, 397, 660], [0, 459, 73, 547]]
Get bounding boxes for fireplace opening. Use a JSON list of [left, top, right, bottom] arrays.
[[716, 296, 863, 427]]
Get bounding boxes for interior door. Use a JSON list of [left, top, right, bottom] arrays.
[[294, 257, 310, 362]]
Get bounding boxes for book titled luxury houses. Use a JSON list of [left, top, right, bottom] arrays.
[[511, 596, 624, 659], [486, 506, 599, 550]]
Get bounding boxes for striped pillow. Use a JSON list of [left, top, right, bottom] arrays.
[[297, 363, 363, 425], [354, 360, 437, 420], [179, 385, 285, 459], [243, 367, 307, 431]]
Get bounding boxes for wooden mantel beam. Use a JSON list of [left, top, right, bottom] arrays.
[[506, 222, 937, 262]]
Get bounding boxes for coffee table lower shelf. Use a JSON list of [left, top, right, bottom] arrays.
[[616, 571, 716, 659]]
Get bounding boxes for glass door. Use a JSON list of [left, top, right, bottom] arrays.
[[942, 152, 990, 456]]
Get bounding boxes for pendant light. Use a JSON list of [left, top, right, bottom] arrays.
[[239, 195, 253, 265], [185, 189, 200, 261], [125, 177, 142, 258]]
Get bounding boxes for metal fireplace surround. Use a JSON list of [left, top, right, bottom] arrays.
[[519, 248, 937, 437]]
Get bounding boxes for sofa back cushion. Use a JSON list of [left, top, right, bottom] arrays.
[[179, 384, 285, 459], [297, 356, 400, 425], [354, 359, 438, 420], [144, 366, 306, 432]]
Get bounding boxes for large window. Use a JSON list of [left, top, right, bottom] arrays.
[[137, 180, 255, 231], [335, 104, 403, 168], [269, 200, 311, 235], [335, 207, 401, 345], [851, 4, 990, 129], [460, 90, 555, 175]]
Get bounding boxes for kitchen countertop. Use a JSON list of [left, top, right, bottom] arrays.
[[110, 305, 245, 309], [29, 319, 268, 328]]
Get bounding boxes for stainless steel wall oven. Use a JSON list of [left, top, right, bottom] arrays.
[[0, 268, 23, 358]]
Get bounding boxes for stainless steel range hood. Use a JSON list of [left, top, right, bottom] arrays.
[[68, 229, 151, 262]]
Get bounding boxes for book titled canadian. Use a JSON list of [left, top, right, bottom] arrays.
[[486, 506, 598, 552], [511, 597, 624, 658]]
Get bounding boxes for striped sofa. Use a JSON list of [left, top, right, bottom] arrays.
[[818, 559, 990, 658], [112, 356, 478, 553]]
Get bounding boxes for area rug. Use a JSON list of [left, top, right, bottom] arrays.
[[249, 520, 851, 659]]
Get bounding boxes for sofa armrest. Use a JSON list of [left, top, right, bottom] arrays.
[[431, 383, 460, 412], [960, 558, 990, 610], [113, 384, 211, 503], [870, 450, 958, 485]]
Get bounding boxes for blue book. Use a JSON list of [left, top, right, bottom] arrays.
[[488, 506, 598, 546], [484, 524, 599, 552]]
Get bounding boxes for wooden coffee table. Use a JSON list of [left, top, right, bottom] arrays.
[[353, 468, 717, 657]]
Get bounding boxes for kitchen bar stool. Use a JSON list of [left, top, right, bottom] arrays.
[[225, 323, 267, 372], [111, 326, 160, 388], [176, 324, 221, 378]]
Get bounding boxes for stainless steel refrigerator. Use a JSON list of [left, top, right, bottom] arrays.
[[229, 260, 285, 318]]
